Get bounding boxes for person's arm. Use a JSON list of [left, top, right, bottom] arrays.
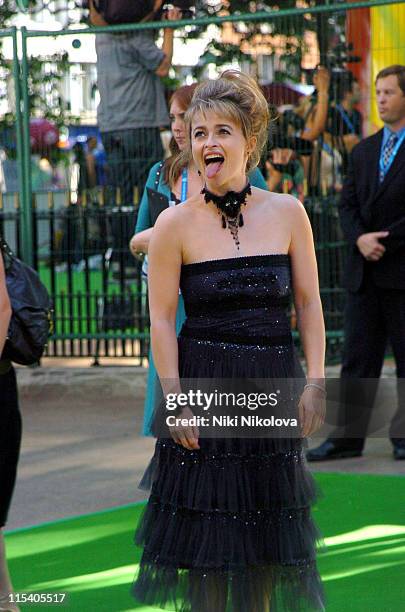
[[148, 208, 199, 449], [130, 229, 153, 257], [339, 154, 388, 260], [288, 197, 326, 436], [289, 198, 325, 380], [301, 67, 330, 142], [343, 133, 360, 153], [88, 0, 108, 26], [0, 254, 11, 355], [148, 208, 181, 385], [142, 0, 165, 22], [155, 7, 181, 77], [85, 153, 97, 188], [338, 148, 368, 246]]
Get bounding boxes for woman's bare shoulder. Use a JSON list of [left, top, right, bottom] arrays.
[[252, 188, 304, 215], [153, 196, 200, 235], [173, 194, 204, 220], [156, 198, 194, 222], [180, 193, 202, 208]]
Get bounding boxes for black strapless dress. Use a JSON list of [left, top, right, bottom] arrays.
[[133, 255, 325, 612]]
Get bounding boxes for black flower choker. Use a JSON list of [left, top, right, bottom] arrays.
[[201, 181, 252, 249]]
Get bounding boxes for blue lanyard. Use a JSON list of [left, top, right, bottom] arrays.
[[180, 168, 188, 202], [322, 142, 334, 157], [379, 131, 405, 178], [336, 104, 355, 133]]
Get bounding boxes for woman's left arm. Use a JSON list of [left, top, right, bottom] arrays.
[[289, 198, 325, 378], [288, 198, 326, 436]]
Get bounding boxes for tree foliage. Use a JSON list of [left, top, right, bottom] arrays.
[[0, 0, 347, 134], [0, 1, 71, 156], [190, 0, 337, 79]]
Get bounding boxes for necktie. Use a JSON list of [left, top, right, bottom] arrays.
[[380, 132, 398, 182]]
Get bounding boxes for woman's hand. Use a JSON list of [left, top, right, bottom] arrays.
[[169, 406, 200, 450], [298, 386, 326, 438]]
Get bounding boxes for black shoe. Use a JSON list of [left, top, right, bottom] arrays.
[[393, 446, 405, 460], [306, 440, 363, 462]]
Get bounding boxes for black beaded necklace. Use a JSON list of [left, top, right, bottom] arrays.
[[201, 181, 252, 249]]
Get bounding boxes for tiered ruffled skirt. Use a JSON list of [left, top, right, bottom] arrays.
[[133, 337, 325, 611]]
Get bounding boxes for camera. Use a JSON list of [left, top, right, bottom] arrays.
[[326, 42, 361, 70], [303, 43, 361, 91]]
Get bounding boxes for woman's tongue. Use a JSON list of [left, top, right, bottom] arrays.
[[206, 160, 223, 179]]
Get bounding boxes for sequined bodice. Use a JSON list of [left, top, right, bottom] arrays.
[[179, 254, 292, 345]]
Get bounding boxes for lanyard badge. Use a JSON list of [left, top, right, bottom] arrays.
[[181, 168, 188, 202], [336, 104, 356, 134]]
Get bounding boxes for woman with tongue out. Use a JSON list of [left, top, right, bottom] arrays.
[[132, 70, 326, 612], [130, 84, 268, 436]]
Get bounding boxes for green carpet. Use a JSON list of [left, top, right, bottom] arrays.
[[5, 472, 405, 611]]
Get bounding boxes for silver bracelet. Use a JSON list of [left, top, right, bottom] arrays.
[[304, 383, 327, 396]]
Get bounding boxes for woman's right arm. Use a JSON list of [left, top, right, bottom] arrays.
[[148, 209, 199, 449], [148, 208, 181, 386], [0, 254, 12, 355]]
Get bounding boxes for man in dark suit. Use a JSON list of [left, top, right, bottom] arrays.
[[307, 64, 405, 462]]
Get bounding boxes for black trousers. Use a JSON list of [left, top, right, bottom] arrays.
[[0, 365, 22, 527], [334, 268, 405, 450], [101, 127, 164, 206]]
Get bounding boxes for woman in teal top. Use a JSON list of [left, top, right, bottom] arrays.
[[131, 85, 268, 435]]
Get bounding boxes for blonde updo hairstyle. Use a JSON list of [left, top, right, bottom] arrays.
[[170, 70, 270, 185]]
